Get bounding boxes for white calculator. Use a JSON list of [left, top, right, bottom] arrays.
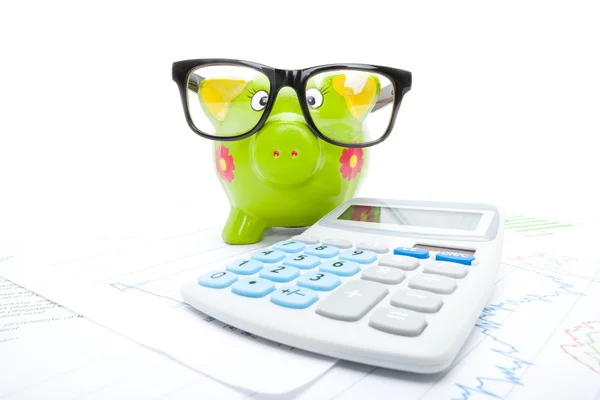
[[181, 198, 504, 373]]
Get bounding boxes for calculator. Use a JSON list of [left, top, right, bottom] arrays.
[[181, 198, 504, 373]]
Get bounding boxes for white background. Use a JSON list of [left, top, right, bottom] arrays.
[[1, 0, 599, 242]]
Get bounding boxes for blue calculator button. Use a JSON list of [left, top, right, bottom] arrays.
[[259, 265, 300, 282], [272, 240, 306, 253], [251, 249, 285, 263], [304, 244, 340, 258], [226, 259, 263, 275], [198, 271, 238, 289], [320, 259, 361, 276], [297, 271, 341, 291], [270, 286, 319, 309], [231, 278, 275, 298], [436, 251, 476, 265], [339, 249, 378, 264], [394, 247, 430, 259], [283, 254, 321, 269]]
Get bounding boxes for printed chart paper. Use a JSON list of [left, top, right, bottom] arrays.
[[0, 258, 254, 399], [0, 229, 337, 395]]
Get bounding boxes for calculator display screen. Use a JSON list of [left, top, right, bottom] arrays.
[[337, 205, 482, 231]]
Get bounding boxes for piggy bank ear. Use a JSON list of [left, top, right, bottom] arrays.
[[331, 73, 381, 121], [197, 78, 248, 124]]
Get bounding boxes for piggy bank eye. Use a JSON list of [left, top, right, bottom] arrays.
[[306, 88, 324, 109], [251, 90, 269, 111]]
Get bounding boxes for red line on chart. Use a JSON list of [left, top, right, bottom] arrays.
[[560, 321, 600, 376]]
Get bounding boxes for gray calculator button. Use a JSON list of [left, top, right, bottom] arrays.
[[423, 261, 468, 279], [315, 280, 388, 321], [408, 273, 457, 294], [356, 243, 389, 254], [369, 307, 427, 336], [322, 238, 353, 249], [378, 254, 419, 271], [291, 235, 320, 245], [390, 289, 443, 313], [361, 266, 405, 284]]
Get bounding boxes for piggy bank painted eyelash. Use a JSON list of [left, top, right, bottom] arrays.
[[250, 90, 269, 111]]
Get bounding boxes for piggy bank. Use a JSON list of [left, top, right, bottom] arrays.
[[173, 60, 411, 245]]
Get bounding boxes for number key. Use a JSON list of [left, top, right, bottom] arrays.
[[339, 249, 377, 264], [272, 240, 306, 253], [320, 259, 361, 276], [259, 265, 300, 282], [251, 249, 285, 263], [198, 270, 238, 289], [226, 259, 263, 275], [304, 244, 340, 258], [297, 271, 341, 291], [282, 254, 321, 269]]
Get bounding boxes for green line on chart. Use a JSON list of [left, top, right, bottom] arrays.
[[510, 222, 564, 230], [505, 220, 549, 227], [505, 217, 537, 223], [516, 224, 573, 232], [506, 221, 561, 229]]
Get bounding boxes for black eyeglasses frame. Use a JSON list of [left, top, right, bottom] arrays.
[[172, 58, 412, 148]]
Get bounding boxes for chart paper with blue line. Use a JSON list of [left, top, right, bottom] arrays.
[[303, 221, 600, 400], [1, 215, 599, 399]]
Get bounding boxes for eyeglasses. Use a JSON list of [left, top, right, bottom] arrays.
[[172, 58, 412, 148]]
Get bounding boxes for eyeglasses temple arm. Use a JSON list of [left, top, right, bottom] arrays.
[[187, 72, 204, 93], [372, 84, 394, 112]]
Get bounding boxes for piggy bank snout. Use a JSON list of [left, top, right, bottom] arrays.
[[251, 120, 321, 186]]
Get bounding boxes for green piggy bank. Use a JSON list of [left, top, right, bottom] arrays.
[[192, 69, 385, 244]]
